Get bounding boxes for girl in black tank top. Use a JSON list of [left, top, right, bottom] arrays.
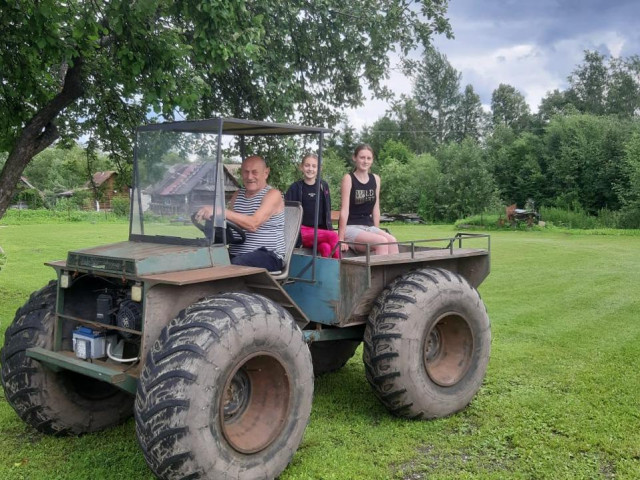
[[338, 145, 399, 255], [347, 172, 376, 226]]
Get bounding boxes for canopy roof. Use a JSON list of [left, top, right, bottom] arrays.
[[137, 117, 332, 136]]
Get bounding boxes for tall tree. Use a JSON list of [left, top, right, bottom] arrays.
[[537, 89, 577, 123], [412, 46, 461, 146], [435, 139, 497, 221], [617, 131, 640, 227], [490, 83, 530, 132], [0, 0, 452, 218], [390, 96, 435, 154], [487, 129, 546, 207], [379, 152, 440, 218], [606, 55, 640, 118], [563, 50, 640, 118], [453, 84, 486, 142], [0, 0, 263, 217], [360, 116, 403, 157], [565, 50, 609, 116], [544, 114, 633, 213], [325, 121, 359, 169]]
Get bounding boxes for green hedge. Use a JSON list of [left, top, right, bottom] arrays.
[[0, 208, 128, 225]]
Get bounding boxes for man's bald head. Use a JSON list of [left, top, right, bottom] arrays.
[[241, 155, 270, 196]]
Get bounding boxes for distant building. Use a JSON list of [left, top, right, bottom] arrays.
[[89, 171, 127, 211], [148, 163, 240, 216], [10, 176, 45, 209], [57, 171, 129, 211]]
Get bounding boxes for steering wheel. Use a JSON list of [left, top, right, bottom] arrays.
[[191, 214, 246, 245]]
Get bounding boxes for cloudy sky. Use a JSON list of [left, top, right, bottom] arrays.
[[347, 0, 640, 129]]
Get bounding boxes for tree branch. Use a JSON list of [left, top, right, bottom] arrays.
[[0, 56, 86, 217]]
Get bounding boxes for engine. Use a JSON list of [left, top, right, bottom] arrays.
[[69, 283, 143, 363]]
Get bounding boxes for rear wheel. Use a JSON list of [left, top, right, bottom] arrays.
[[135, 292, 314, 480], [363, 268, 491, 419], [0, 281, 133, 435]]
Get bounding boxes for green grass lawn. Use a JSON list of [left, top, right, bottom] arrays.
[[1, 222, 639, 479]]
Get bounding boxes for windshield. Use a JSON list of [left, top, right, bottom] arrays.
[[130, 130, 226, 243]]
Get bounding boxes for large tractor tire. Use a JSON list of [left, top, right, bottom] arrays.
[[0, 281, 133, 435], [135, 292, 314, 480], [309, 340, 360, 376], [363, 268, 491, 419]]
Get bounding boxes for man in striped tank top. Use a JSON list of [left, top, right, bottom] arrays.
[[197, 155, 286, 271]]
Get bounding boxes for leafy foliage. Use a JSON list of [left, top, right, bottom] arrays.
[[435, 139, 498, 221], [487, 128, 546, 207], [453, 84, 487, 143], [377, 139, 413, 168], [491, 83, 531, 132], [379, 152, 440, 219], [318, 150, 348, 211], [110, 195, 130, 218], [0, 0, 453, 218], [412, 46, 462, 146], [543, 114, 635, 213], [6, 27, 640, 227], [616, 131, 640, 227]]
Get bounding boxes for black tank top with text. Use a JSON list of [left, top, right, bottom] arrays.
[[347, 172, 376, 226]]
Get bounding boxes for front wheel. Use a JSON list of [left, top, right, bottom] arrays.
[[363, 268, 491, 419], [135, 292, 314, 480], [0, 281, 133, 435]]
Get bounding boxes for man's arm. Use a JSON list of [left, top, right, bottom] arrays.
[[195, 191, 238, 223], [227, 189, 284, 232]]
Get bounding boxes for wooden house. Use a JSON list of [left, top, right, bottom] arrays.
[[148, 163, 240, 216], [57, 171, 129, 211], [88, 171, 120, 210]]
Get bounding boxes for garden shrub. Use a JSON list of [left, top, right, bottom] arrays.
[[111, 195, 130, 217]]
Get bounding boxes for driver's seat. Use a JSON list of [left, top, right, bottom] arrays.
[[271, 201, 303, 281]]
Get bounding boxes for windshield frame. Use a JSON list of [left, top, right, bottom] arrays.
[[128, 118, 331, 247]]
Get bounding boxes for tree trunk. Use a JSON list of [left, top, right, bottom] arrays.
[[0, 58, 84, 219]]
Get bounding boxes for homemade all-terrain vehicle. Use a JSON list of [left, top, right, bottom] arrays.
[[1, 118, 491, 480]]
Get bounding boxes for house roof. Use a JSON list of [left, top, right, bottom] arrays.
[[225, 163, 241, 176], [91, 171, 117, 187], [150, 163, 239, 196]]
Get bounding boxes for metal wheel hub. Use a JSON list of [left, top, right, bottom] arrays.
[[223, 369, 251, 421], [218, 352, 291, 454], [423, 313, 474, 387], [424, 328, 442, 363]]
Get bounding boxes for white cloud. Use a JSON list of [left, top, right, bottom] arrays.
[[345, 60, 413, 130], [345, 1, 639, 129], [446, 44, 563, 113]]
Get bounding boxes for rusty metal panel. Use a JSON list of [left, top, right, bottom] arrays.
[[337, 249, 490, 327], [140, 269, 310, 362], [338, 262, 371, 326], [26, 347, 139, 394], [138, 265, 264, 285], [141, 278, 248, 363]]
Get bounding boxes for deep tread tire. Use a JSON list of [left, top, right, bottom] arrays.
[[363, 268, 491, 419], [0, 281, 134, 435], [309, 340, 360, 376], [135, 292, 314, 480]]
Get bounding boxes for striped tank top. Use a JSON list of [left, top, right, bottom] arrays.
[[229, 186, 286, 259]]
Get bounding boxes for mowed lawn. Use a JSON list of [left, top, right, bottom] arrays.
[[0, 222, 639, 479]]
